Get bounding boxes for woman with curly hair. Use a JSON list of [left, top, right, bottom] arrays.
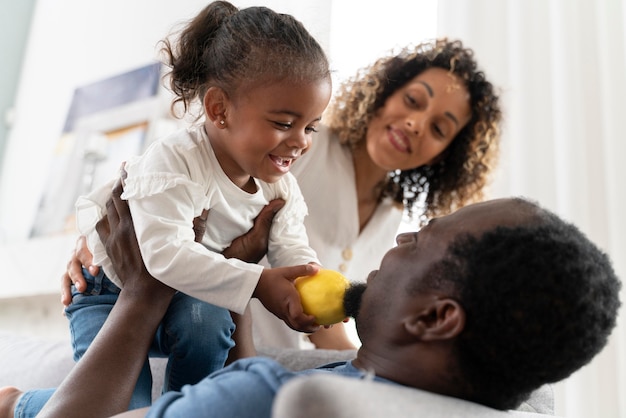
[[249, 37, 503, 351]]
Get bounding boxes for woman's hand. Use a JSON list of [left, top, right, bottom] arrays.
[[61, 236, 96, 307], [308, 323, 357, 350]]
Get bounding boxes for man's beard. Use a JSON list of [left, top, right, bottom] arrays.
[[344, 283, 367, 319]]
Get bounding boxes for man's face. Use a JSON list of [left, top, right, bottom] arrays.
[[354, 198, 530, 344]]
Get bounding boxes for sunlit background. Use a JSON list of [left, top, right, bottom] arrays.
[[0, 1, 624, 417]]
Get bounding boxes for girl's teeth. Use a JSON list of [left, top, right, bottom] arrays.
[[275, 157, 290, 166]]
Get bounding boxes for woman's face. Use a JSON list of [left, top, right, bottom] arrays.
[[365, 67, 472, 171]]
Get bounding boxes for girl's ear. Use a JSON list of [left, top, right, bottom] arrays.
[[203, 86, 229, 129], [404, 298, 465, 341]]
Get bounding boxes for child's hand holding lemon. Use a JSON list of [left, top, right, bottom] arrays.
[[295, 269, 350, 326]]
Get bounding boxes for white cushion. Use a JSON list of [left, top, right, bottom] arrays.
[[272, 374, 562, 418]]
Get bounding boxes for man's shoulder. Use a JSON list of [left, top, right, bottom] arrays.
[[214, 356, 300, 381]]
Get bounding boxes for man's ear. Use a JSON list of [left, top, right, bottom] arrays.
[[404, 299, 465, 341], [203, 86, 229, 129]]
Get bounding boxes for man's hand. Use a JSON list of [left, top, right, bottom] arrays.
[[193, 209, 208, 243], [94, 178, 176, 301], [223, 199, 285, 263]]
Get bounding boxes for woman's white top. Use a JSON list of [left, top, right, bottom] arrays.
[[251, 125, 404, 348], [76, 124, 319, 314]]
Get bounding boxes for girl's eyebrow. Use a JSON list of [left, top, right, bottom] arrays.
[[269, 109, 302, 117], [269, 110, 323, 123]]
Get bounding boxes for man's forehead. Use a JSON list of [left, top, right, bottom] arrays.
[[435, 198, 533, 236]]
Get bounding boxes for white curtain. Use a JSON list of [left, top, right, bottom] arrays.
[[436, 0, 626, 416]]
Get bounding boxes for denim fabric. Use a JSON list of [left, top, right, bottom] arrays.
[[14, 268, 235, 416], [13, 388, 55, 418], [146, 358, 387, 418]]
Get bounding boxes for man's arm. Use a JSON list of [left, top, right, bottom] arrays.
[[38, 179, 175, 418], [42, 181, 285, 418], [114, 358, 292, 418]]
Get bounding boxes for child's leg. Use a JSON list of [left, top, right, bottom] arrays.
[[65, 269, 153, 409], [7, 388, 53, 418], [154, 292, 235, 393]]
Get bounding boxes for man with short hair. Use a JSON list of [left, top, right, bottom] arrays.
[[2, 188, 621, 418]]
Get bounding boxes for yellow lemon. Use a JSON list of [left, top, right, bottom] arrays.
[[295, 269, 350, 326]]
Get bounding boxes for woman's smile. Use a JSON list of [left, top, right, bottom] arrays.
[[387, 127, 412, 153]]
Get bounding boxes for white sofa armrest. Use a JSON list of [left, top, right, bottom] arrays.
[[272, 374, 561, 418]]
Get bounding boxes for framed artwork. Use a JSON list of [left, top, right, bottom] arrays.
[[30, 62, 166, 237]]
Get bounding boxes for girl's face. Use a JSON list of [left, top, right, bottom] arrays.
[[365, 67, 472, 172], [212, 78, 331, 189]]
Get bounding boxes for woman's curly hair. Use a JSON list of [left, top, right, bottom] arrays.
[[325, 38, 502, 224]]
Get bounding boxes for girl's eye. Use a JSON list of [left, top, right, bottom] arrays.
[[433, 124, 445, 138], [305, 126, 319, 134], [274, 122, 292, 130]]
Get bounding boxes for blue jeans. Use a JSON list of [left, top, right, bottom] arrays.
[[14, 269, 235, 417]]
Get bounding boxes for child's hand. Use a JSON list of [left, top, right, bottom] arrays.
[[253, 264, 320, 333]]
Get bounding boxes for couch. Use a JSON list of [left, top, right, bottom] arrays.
[[0, 331, 560, 417]]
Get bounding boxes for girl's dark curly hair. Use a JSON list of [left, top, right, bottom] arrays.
[[418, 198, 621, 410], [325, 38, 501, 224], [159, 1, 330, 119]]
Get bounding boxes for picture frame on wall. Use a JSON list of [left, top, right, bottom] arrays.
[[29, 62, 169, 238]]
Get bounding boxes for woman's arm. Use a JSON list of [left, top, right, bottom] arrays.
[[308, 323, 357, 350]]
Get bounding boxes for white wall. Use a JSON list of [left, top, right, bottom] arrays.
[[437, 1, 626, 416], [0, 0, 330, 245]]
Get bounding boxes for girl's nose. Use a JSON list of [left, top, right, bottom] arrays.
[[286, 131, 310, 150]]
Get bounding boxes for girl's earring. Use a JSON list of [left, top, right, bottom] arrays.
[[219, 120, 225, 126]]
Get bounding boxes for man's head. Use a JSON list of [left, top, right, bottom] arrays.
[[349, 197, 621, 410]]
